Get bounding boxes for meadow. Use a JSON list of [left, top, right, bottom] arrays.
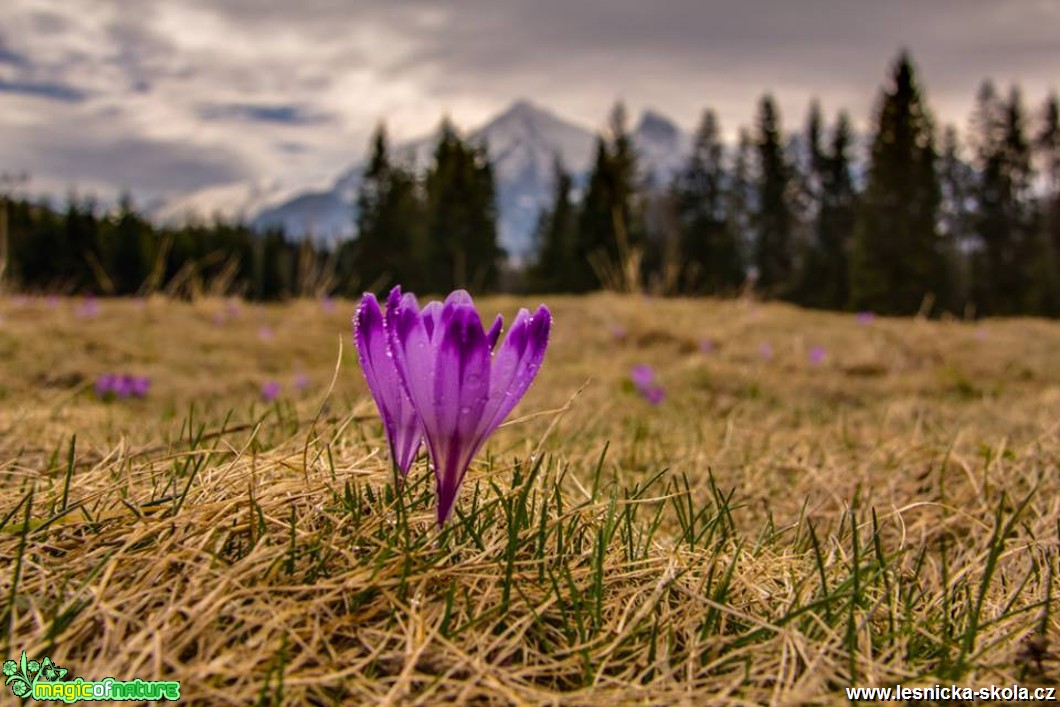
[[0, 293, 1058, 705]]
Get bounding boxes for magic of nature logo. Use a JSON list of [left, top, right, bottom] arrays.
[[4, 651, 180, 702]]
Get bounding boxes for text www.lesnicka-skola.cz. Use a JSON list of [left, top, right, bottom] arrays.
[[845, 683, 1056, 702]]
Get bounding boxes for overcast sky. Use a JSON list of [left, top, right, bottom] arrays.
[[1, 0, 1057, 205]]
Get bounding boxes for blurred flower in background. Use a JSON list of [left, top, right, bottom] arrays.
[[261, 380, 281, 402]]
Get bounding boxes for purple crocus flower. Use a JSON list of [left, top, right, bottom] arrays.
[[321, 296, 337, 313], [46, 295, 59, 309], [131, 376, 151, 398], [808, 346, 827, 365], [258, 325, 273, 341], [642, 386, 666, 405], [698, 338, 715, 354], [95, 373, 117, 398], [294, 371, 310, 393], [631, 364, 656, 391], [261, 380, 280, 402], [630, 364, 665, 405], [856, 311, 876, 325], [77, 295, 100, 318], [759, 343, 774, 360], [384, 287, 550, 526], [113, 375, 136, 399]]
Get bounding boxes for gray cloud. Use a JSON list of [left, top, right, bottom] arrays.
[[6, 125, 246, 199], [0, 0, 1057, 205], [197, 102, 332, 126], [0, 39, 28, 66], [0, 78, 86, 102]]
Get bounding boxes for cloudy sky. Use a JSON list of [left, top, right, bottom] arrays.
[[1, 0, 1057, 206]]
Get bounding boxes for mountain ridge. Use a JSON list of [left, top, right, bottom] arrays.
[[153, 100, 694, 257]]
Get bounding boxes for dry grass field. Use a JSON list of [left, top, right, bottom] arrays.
[[1, 293, 1058, 704]]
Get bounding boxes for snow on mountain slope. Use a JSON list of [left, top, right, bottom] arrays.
[[157, 100, 692, 258], [152, 179, 310, 228]]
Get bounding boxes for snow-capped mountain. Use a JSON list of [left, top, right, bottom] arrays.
[[155, 100, 692, 257]]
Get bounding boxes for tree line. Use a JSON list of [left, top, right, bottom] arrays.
[[531, 52, 1060, 316], [2, 51, 1058, 317]]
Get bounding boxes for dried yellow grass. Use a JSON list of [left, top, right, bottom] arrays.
[[0, 294, 1057, 705]]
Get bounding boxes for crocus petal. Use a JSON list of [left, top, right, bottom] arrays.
[[486, 314, 503, 351], [386, 289, 439, 447], [355, 292, 421, 473], [431, 304, 492, 524], [474, 305, 551, 444], [421, 301, 443, 340], [444, 290, 474, 307]]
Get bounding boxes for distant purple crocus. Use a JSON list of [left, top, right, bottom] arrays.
[[113, 375, 136, 399], [76, 295, 100, 318], [808, 346, 827, 365], [261, 380, 280, 402], [95, 373, 117, 398], [630, 364, 665, 405], [384, 287, 550, 526], [321, 296, 336, 313], [46, 295, 59, 309], [226, 300, 240, 318], [95, 373, 149, 399], [258, 325, 273, 341], [856, 311, 876, 325], [631, 364, 656, 390], [759, 343, 774, 360], [212, 311, 226, 327], [643, 386, 666, 405], [294, 371, 310, 393], [130, 376, 151, 398], [698, 338, 715, 354]]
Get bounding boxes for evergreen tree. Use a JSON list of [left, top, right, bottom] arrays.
[[937, 126, 976, 312], [347, 125, 425, 294], [575, 103, 642, 292], [970, 84, 1037, 314], [424, 120, 502, 293], [105, 193, 154, 295], [727, 128, 754, 288], [529, 157, 577, 292], [62, 196, 102, 292], [753, 95, 795, 296], [802, 111, 858, 308], [674, 109, 742, 293], [1030, 93, 1060, 314], [849, 52, 943, 315]]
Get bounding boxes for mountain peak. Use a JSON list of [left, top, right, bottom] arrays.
[[636, 109, 680, 141], [486, 99, 574, 133]]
